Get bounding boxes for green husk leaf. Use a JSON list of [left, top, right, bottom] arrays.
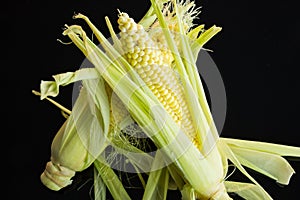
[[138, 0, 169, 28], [73, 14, 121, 62], [221, 138, 300, 157], [65, 86, 107, 160], [225, 181, 271, 200], [174, 0, 221, 153], [142, 151, 169, 200], [191, 25, 222, 58], [93, 167, 106, 200], [166, 163, 185, 190], [40, 68, 98, 99], [217, 142, 229, 180], [187, 24, 205, 41], [139, 14, 157, 29], [94, 157, 131, 200], [81, 77, 110, 139], [50, 86, 106, 172], [218, 140, 273, 200], [181, 184, 196, 200], [104, 16, 123, 54], [229, 145, 295, 185]]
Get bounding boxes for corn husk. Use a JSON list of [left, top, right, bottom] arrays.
[[39, 74, 110, 190]]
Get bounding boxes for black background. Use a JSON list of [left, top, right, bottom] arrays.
[[4, 0, 300, 199]]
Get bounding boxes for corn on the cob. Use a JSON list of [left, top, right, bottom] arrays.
[[115, 10, 231, 199], [117, 12, 202, 148], [40, 81, 109, 191]]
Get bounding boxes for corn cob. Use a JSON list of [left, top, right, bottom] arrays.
[[117, 12, 203, 148], [40, 81, 109, 191], [116, 11, 232, 199]]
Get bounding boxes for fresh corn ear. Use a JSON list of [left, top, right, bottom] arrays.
[[59, 9, 231, 199], [117, 12, 196, 145], [40, 78, 110, 191], [34, 0, 300, 199], [116, 12, 231, 198], [40, 111, 93, 191]]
